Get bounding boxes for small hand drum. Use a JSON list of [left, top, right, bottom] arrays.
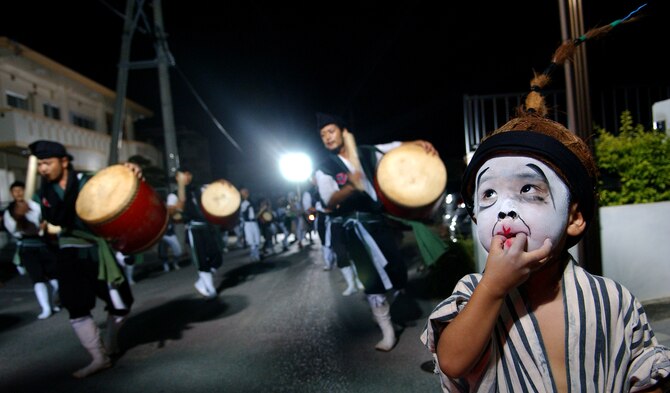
[[200, 179, 241, 229]]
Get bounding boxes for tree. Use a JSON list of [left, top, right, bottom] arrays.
[[594, 111, 670, 206]]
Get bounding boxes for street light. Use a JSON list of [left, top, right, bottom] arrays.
[[279, 152, 313, 183], [279, 152, 313, 246], [279, 152, 313, 219]]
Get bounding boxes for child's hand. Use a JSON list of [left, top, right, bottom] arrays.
[[479, 234, 552, 298]]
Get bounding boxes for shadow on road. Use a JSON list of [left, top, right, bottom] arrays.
[[217, 259, 291, 291], [391, 290, 424, 328], [0, 312, 29, 334], [119, 294, 247, 352]]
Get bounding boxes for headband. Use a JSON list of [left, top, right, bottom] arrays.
[[461, 131, 596, 241]]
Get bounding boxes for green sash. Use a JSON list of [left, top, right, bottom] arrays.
[[71, 230, 125, 285], [12, 247, 21, 267], [385, 215, 448, 267]]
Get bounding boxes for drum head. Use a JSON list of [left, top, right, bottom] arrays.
[[76, 165, 138, 224], [376, 144, 447, 208], [201, 180, 241, 217]]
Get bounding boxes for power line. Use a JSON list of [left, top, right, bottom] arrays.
[[170, 58, 244, 153]]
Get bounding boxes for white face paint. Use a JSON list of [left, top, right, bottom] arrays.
[[473, 156, 571, 252]]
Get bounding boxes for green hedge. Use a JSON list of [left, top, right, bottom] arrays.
[[594, 110, 670, 206]]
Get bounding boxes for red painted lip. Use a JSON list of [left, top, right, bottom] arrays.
[[496, 231, 520, 238], [494, 224, 528, 238]]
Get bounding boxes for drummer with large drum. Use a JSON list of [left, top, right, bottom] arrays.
[[313, 113, 438, 352], [28, 140, 140, 378], [173, 167, 223, 299]]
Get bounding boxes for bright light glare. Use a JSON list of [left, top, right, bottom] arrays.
[[279, 152, 313, 182]]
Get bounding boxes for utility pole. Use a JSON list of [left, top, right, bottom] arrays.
[[109, 0, 180, 180], [153, 0, 180, 176], [558, 0, 602, 275], [108, 0, 136, 165]]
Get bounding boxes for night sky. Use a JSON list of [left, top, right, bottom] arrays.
[[2, 0, 669, 191]]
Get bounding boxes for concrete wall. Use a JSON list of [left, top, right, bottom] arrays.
[[600, 201, 670, 302]]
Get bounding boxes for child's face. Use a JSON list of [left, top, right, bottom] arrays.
[[473, 156, 570, 252]]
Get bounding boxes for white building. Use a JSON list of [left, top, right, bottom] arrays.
[[652, 98, 670, 136], [0, 36, 161, 207]]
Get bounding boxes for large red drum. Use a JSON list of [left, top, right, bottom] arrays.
[[374, 144, 447, 220], [200, 179, 241, 230], [75, 164, 168, 254]]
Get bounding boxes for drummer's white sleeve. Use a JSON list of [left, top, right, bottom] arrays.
[[25, 200, 42, 228], [3, 210, 18, 237], [374, 141, 402, 160], [315, 170, 339, 206], [166, 193, 178, 207], [2, 200, 41, 238], [302, 192, 312, 210]]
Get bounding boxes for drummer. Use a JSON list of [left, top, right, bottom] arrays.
[[173, 167, 222, 299], [257, 197, 275, 256], [28, 140, 138, 378], [3, 180, 60, 319], [313, 113, 437, 352], [239, 187, 262, 262]]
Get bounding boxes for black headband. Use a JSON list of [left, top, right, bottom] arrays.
[[461, 131, 596, 243]]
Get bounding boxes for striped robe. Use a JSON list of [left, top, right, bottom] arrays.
[[421, 260, 670, 392]]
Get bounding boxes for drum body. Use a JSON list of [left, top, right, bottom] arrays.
[[374, 144, 447, 220], [200, 179, 241, 230], [75, 165, 168, 254]]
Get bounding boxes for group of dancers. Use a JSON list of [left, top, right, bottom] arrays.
[[4, 104, 669, 390], [1, 114, 434, 384]]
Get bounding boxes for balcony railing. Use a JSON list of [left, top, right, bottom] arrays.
[[0, 108, 163, 171], [463, 85, 670, 154]]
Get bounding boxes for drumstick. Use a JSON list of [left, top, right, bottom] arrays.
[[176, 171, 187, 203], [25, 154, 61, 235], [24, 154, 38, 202], [342, 130, 365, 191]]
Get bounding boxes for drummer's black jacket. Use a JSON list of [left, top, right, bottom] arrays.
[[316, 145, 384, 217], [39, 169, 89, 232], [181, 184, 208, 223]]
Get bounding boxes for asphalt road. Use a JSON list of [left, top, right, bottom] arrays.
[[0, 235, 445, 393], [2, 231, 668, 393]]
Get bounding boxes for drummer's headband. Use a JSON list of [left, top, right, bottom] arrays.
[[461, 131, 596, 230]]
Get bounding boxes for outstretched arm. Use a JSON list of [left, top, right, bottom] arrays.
[[325, 182, 361, 210], [401, 139, 438, 155], [175, 172, 188, 212]]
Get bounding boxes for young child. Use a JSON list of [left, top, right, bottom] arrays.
[[421, 36, 670, 393]]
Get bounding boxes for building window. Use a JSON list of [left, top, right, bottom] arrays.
[[6, 92, 29, 110], [70, 112, 96, 130], [43, 103, 61, 120]]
